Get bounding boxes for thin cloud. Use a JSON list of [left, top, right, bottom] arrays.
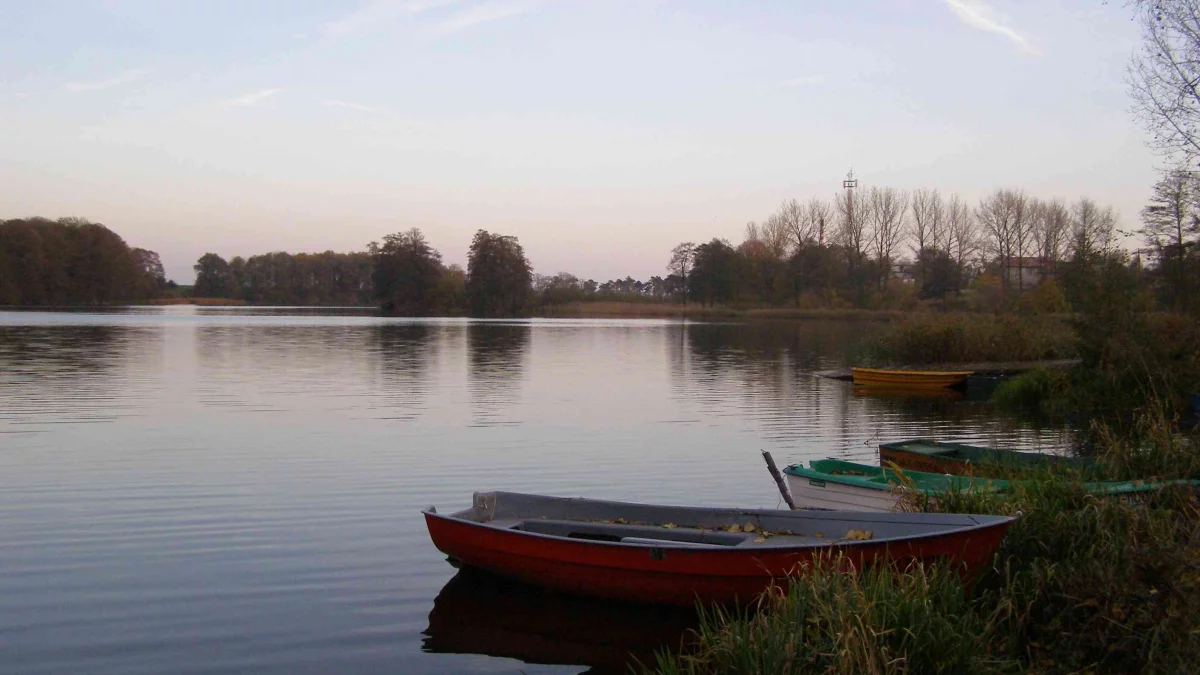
[[941, 0, 1039, 56], [780, 75, 826, 88], [324, 99, 382, 113], [223, 88, 283, 108], [65, 69, 153, 93], [430, 2, 527, 36], [321, 0, 461, 37]]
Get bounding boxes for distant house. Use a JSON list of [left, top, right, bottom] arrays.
[[999, 256, 1053, 290]]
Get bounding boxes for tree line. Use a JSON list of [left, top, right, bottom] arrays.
[[193, 229, 537, 316], [192, 250, 374, 306], [654, 186, 1137, 311], [5, 171, 1196, 315], [0, 217, 167, 305]]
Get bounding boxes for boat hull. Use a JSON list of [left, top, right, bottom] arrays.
[[784, 472, 901, 512], [879, 439, 1087, 476], [424, 494, 1013, 606], [851, 367, 972, 389]]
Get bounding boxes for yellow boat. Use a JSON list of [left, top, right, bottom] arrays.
[[850, 367, 972, 389]]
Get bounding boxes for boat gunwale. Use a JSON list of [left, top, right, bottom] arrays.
[[851, 367, 975, 377], [785, 459, 1010, 494], [422, 492, 1015, 553]]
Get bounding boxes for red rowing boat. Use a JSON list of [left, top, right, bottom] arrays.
[[423, 491, 1015, 605]]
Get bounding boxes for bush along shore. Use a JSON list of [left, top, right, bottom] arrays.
[[649, 263, 1200, 673]]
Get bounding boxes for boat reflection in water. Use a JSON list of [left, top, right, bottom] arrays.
[[851, 385, 966, 401], [422, 568, 698, 674]]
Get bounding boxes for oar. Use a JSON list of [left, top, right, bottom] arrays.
[[761, 451, 797, 510]]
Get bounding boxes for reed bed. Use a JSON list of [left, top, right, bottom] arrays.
[[538, 301, 899, 321], [859, 314, 1076, 365]]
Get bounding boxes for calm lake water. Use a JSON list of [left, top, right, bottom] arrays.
[[0, 307, 1065, 674]]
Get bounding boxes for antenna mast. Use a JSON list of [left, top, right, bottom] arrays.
[[836, 169, 858, 246]]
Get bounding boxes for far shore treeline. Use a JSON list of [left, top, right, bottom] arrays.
[[2, 174, 1198, 315], [0, 217, 169, 305]]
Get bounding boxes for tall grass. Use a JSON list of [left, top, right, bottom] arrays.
[[650, 560, 1003, 675]]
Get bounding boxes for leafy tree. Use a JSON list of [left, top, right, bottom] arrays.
[[465, 230, 532, 317], [132, 248, 167, 299], [916, 248, 960, 301], [688, 238, 739, 306], [431, 264, 467, 313], [193, 253, 233, 298], [369, 228, 445, 315], [0, 217, 151, 305]]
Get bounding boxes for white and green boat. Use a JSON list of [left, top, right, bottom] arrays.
[[783, 458, 1199, 512]]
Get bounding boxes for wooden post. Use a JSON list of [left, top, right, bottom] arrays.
[[761, 451, 797, 510]]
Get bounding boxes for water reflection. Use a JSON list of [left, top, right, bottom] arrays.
[[667, 320, 1067, 460], [851, 386, 967, 402], [194, 325, 378, 412], [372, 324, 438, 421], [423, 569, 696, 674], [0, 325, 162, 430], [467, 323, 530, 425]]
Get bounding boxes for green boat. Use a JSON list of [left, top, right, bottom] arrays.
[[784, 458, 1199, 512], [879, 439, 1093, 477]]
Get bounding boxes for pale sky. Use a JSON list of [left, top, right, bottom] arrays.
[[1, 0, 1155, 283]]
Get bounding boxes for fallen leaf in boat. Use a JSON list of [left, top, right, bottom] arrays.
[[753, 537, 766, 543], [663, 523, 677, 529], [614, 518, 626, 524], [844, 529, 873, 541], [744, 522, 756, 532], [728, 524, 742, 533], [814, 532, 824, 538]]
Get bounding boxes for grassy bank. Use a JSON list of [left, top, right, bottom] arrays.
[[858, 314, 1077, 365], [649, 414, 1200, 674], [538, 301, 900, 321]]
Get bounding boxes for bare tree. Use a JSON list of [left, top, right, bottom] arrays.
[[1141, 166, 1200, 305], [1032, 198, 1070, 266], [763, 203, 798, 260], [835, 187, 872, 276], [768, 200, 800, 252], [946, 194, 980, 284], [744, 221, 761, 245], [1129, 0, 1200, 163], [1070, 198, 1118, 260], [1010, 191, 1033, 291], [668, 242, 695, 303], [909, 188, 945, 256], [976, 189, 1033, 292], [806, 197, 834, 247], [869, 187, 909, 290]]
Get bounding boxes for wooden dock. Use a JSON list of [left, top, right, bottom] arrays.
[[814, 359, 1081, 382]]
